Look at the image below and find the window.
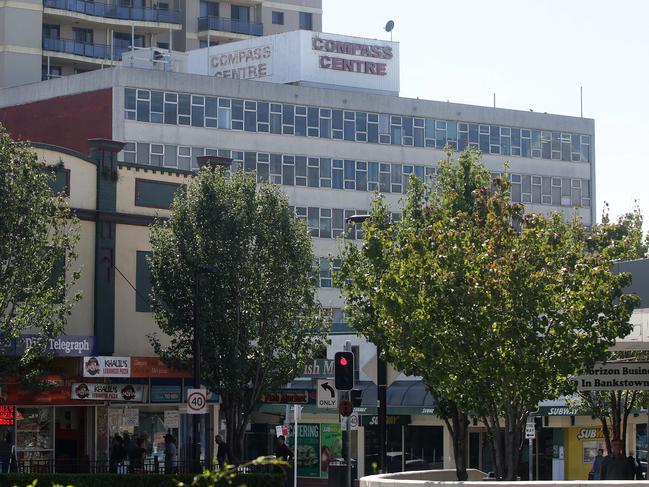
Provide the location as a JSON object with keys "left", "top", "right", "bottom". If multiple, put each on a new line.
{"left": 136, "top": 251, "right": 152, "bottom": 312}
{"left": 73, "top": 27, "right": 93, "bottom": 44}
{"left": 48, "top": 167, "right": 70, "bottom": 196}
{"left": 272, "top": 11, "right": 284, "bottom": 24}
{"left": 157, "top": 42, "right": 169, "bottom": 49}
{"left": 43, "top": 24, "right": 60, "bottom": 39}
{"left": 200, "top": 1, "right": 218, "bottom": 17}
{"left": 299, "top": 11, "right": 312, "bottom": 30}
{"left": 231, "top": 4, "right": 250, "bottom": 22}
{"left": 135, "top": 179, "right": 184, "bottom": 209}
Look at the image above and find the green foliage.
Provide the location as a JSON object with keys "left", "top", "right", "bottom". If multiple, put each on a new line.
{"left": 0, "top": 124, "right": 80, "bottom": 383}
{"left": 338, "top": 148, "right": 639, "bottom": 479}
{"left": 148, "top": 167, "right": 328, "bottom": 458}
{"left": 0, "top": 472, "right": 282, "bottom": 487}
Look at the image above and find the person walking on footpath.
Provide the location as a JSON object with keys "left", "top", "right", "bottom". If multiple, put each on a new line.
{"left": 274, "top": 435, "right": 294, "bottom": 487}
{"left": 590, "top": 448, "right": 604, "bottom": 480}
{"left": 164, "top": 434, "right": 177, "bottom": 474}
{"left": 214, "top": 435, "right": 230, "bottom": 470}
{"left": 0, "top": 433, "right": 12, "bottom": 473}
{"left": 109, "top": 434, "right": 126, "bottom": 473}
{"left": 601, "top": 440, "right": 636, "bottom": 480}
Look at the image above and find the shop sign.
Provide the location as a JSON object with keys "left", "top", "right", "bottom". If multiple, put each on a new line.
{"left": 209, "top": 45, "right": 272, "bottom": 80}
{"left": 131, "top": 357, "right": 190, "bottom": 379}
{"left": 262, "top": 390, "right": 309, "bottom": 404}
{"left": 301, "top": 359, "right": 334, "bottom": 378}
{"left": 83, "top": 356, "right": 130, "bottom": 378}
{"left": 151, "top": 384, "right": 182, "bottom": 403}
{"left": 71, "top": 382, "right": 146, "bottom": 402}
{"left": 0, "top": 406, "right": 14, "bottom": 425}
{"left": 5, "top": 378, "right": 79, "bottom": 405}
{"left": 538, "top": 406, "right": 577, "bottom": 416}
{"left": 575, "top": 362, "right": 649, "bottom": 390}
{"left": 3, "top": 335, "right": 95, "bottom": 357}
{"left": 288, "top": 423, "right": 320, "bottom": 478}
{"left": 312, "top": 37, "right": 393, "bottom": 76}
{"left": 360, "top": 415, "right": 411, "bottom": 427}
{"left": 576, "top": 428, "right": 603, "bottom": 440}
{"left": 164, "top": 410, "right": 180, "bottom": 429}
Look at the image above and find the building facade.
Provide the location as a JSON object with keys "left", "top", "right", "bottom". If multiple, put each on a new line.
{"left": 0, "top": 0, "right": 321, "bottom": 89}
{"left": 0, "top": 29, "right": 629, "bottom": 482}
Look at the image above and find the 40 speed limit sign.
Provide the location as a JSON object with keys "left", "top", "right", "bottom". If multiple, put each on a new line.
{"left": 187, "top": 388, "right": 208, "bottom": 414}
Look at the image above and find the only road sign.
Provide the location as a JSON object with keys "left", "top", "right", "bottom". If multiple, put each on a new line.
{"left": 317, "top": 379, "right": 337, "bottom": 409}
{"left": 187, "top": 388, "right": 208, "bottom": 414}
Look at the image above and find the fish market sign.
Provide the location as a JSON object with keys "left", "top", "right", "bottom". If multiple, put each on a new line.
{"left": 575, "top": 362, "right": 649, "bottom": 390}
{"left": 301, "top": 359, "right": 334, "bottom": 378}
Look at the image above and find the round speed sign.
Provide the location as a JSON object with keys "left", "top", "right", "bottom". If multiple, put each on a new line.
{"left": 187, "top": 388, "right": 207, "bottom": 414}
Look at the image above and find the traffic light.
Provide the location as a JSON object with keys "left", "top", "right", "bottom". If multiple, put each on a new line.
{"left": 351, "top": 389, "right": 362, "bottom": 407}
{"left": 334, "top": 351, "right": 354, "bottom": 390}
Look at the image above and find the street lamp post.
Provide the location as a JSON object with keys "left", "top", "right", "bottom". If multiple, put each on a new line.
{"left": 345, "top": 214, "right": 387, "bottom": 474}
{"left": 193, "top": 265, "right": 217, "bottom": 473}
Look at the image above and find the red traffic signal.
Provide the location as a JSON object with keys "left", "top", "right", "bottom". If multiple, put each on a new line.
{"left": 334, "top": 351, "right": 354, "bottom": 391}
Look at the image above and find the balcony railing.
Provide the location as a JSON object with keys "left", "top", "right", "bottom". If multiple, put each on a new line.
{"left": 197, "top": 16, "right": 262, "bottom": 36}
{"left": 43, "top": 37, "right": 133, "bottom": 60}
{"left": 43, "top": 0, "right": 181, "bottom": 24}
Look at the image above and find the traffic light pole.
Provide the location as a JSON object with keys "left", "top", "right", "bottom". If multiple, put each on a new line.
{"left": 345, "top": 341, "right": 352, "bottom": 487}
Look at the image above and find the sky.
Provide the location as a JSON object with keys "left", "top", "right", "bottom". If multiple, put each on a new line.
{"left": 322, "top": 0, "right": 649, "bottom": 224}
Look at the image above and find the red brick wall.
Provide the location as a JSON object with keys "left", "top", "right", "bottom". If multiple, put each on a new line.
{"left": 0, "top": 88, "right": 112, "bottom": 154}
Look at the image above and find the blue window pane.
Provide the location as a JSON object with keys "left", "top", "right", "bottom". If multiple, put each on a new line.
{"left": 258, "top": 102, "right": 269, "bottom": 122}
{"left": 283, "top": 104, "right": 294, "bottom": 125}
{"left": 391, "top": 126, "right": 402, "bottom": 145}
{"left": 368, "top": 162, "right": 379, "bottom": 181}
{"left": 296, "top": 116, "right": 307, "bottom": 136}
{"left": 231, "top": 99, "right": 243, "bottom": 122}
{"left": 402, "top": 117, "right": 413, "bottom": 137}
{"left": 469, "top": 124, "right": 478, "bottom": 144}
{"left": 356, "top": 170, "right": 367, "bottom": 191}
{"left": 244, "top": 109, "right": 256, "bottom": 132}
{"left": 308, "top": 107, "right": 319, "bottom": 127}
{"left": 447, "top": 122, "right": 457, "bottom": 141}
{"left": 270, "top": 113, "right": 281, "bottom": 133}
{"left": 356, "top": 112, "right": 367, "bottom": 133}
{"left": 344, "top": 121, "right": 355, "bottom": 141}
{"left": 333, "top": 169, "right": 343, "bottom": 189}
{"left": 320, "top": 158, "right": 331, "bottom": 178}
{"left": 320, "top": 118, "right": 331, "bottom": 138}
{"left": 344, "top": 160, "right": 355, "bottom": 180}
{"left": 191, "top": 105, "right": 204, "bottom": 127}
{"left": 332, "top": 110, "right": 343, "bottom": 130}
{"left": 368, "top": 123, "right": 378, "bottom": 143}
{"left": 479, "top": 134, "right": 489, "bottom": 153}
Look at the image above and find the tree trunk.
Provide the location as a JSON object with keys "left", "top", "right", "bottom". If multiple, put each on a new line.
{"left": 442, "top": 402, "right": 470, "bottom": 480}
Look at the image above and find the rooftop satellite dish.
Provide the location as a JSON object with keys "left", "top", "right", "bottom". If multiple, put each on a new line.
{"left": 385, "top": 20, "right": 394, "bottom": 32}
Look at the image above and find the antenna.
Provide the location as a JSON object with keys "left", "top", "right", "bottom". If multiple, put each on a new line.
{"left": 385, "top": 20, "right": 394, "bottom": 42}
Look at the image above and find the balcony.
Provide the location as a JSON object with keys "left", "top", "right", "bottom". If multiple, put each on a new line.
{"left": 197, "top": 16, "right": 262, "bottom": 36}
{"left": 43, "top": 0, "right": 181, "bottom": 24}
{"left": 43, "top": 37, "right": 132, "bottom": 61}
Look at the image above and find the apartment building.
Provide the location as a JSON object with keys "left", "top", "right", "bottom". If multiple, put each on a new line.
{"left": 0, "top": 0, "right": 321, "bottom": 88}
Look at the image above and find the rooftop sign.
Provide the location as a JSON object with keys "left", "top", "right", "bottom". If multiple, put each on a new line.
{"left": 574, "top": 362, "right": 649, "bottom": 390}
{"left": 187, "top": 31, "right": 399, "bottom": 95}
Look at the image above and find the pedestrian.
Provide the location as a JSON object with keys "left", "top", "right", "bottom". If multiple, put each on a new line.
{"left": 109, "top": 434, "right": 126, "bottom": 473}
{"left": 274, "top": 435, "right": 294, "bottom": 487}
{"left": 164, "top": 434, "right": 177, "bottom": 474}
{"left": 0, "top": 432, "right": 12, "bottom": 473}
{"left": 590, "top": 448, "right": 604, "bottom": 480}
{"left": 129, "top": 437, "right": 147, "bottom": 473}
{"left": 214, "top": 435, "right": 230, "bottom": 470}
{"left": 601, "top": 440, "right": 636, "bottom": 480}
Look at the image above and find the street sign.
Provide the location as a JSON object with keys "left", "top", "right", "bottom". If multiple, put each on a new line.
{"left": 574, "top": 362, "right": 649, "bottom": 390}
{"left": 187, "top": 388, "right": 208, "bottom": 414}
{"left": 348, "top": 411, "right": 359, "bottom": 430}
{"left": 339, "top": 399, "right": 353, "bottom": 417}
{"left": 317, "top": 379, "right": 337, "bottom": 409}
{"left": 361, "top": 354, "right": 401, "bottom": 387}
{"left": 525, "top": 422, "right": 535, "bottom": 439}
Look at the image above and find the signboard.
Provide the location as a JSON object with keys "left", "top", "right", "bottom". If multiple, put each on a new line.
{"left": 525, "top": 422, "right": 535, "bottom": 439}
{"left": 3, "top": 335, "right": 95, "bottom": 356}
{"left": 131, "top": 357, "right": 190, "bottom": 378}
{"left": 319, "top": 423, "right": 341, "bottom": 479}
{"left": 575, "top": 362, "right": 649, "bottom": 390}
{"left": 302, "top": 359, "right": 334, "bottom": 378}
{"left": 186, "top": 388, "right": 207, "bottom": 414}
{"left": 164, "top": 410, "right": 180, "bottom": 429}
{"left": 186, "top": 31, "right": 399, "bottom": 95}
{"left": 275, "top": 424, "right": 289, "bottom": 437}
{"left": 123, "top": 408, "right": 139, "bottom": 427}
{"left": 262, "top": 389, "right": 309, "bottom": 404}
{"left": 316, "top": 380, "right": 337, "bottom": 409}
{"left": 71, "top": 382, "right": 146, "bottom": 402}
{"left": 83, "top": 356, "right": 130, "bottom": 378}
{"left": 0, "top": 406, "right": 14, "bottom": 425}
{"left": 360, "top": 415, "right": 411, "bottom": 427}
{"left": 348, "top": 411, "right": 359, "bottom": 431}
{"left": 292, "top": 423, "right": 320, "bottom": 478}
{"left": 151, "top": 384, "right": 182, "bottom": 403}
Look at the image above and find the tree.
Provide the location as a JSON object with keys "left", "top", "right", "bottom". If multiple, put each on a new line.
{"left": 0, "top": 125, "right": 80, "bottom": 384}
{"left": 148, "top": 167, "right": 328, "bottom": 461}
{"left": 575, "top": 206, "right": 648, "bottom": 455}
{"left": 338, "top": 149, "right": 638, "bottom": 479}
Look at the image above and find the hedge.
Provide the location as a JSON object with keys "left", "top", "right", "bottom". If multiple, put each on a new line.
{"left": 0, "top": 473, "right": 284, "bottom": 487}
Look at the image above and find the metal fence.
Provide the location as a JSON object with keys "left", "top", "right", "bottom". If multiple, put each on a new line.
{"left": 43, "top": 0, "right": 181, "bottom": 23}
{"left": 42, "top": 38, "right": 132, "bottom": 60}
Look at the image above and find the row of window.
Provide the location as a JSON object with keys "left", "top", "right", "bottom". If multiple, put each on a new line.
{"left": 120, "top": 143, "right": 591, "bottom": 208}
{"left": 124, "top": 88, "right": 592, "bottom": 163}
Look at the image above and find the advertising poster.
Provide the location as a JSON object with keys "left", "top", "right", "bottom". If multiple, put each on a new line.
{"left": 319, "top": 423, "right": 342, "bottom": 479}
{"left": 71, "top": 382, "right": 145, "bottom": 402}
{"left": 289, "top": 424, "right": 320, "bottom": 478}
{"left": 83, "top": 356, "right": 130, "bottom": 377}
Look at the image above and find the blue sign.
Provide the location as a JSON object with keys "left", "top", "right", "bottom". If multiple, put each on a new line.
{"left": 5, "top": 335, "right": 95, "bottom": 357}
{"left": 184, "top": 386, "right": 219, "bottom": 403}
{"left": 151, "top": 384, "right": 182, "bottom": 403}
